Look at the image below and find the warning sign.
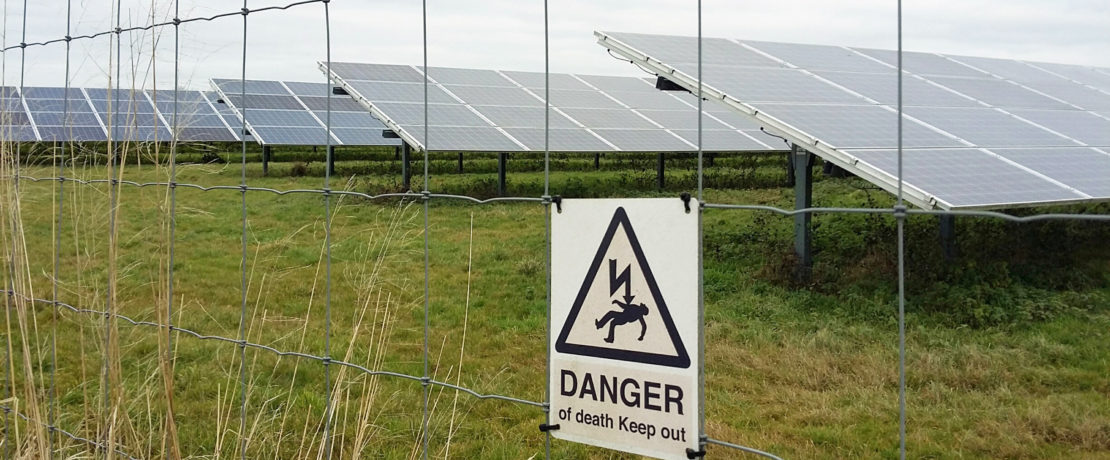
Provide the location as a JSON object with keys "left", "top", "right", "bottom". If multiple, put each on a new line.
{"left": 550, "top": 199, "right": 700, "bottom": 460}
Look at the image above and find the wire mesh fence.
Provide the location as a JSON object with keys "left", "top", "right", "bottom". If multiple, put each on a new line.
{"left": 1, "top": 1, "right": 1107, "bottom": 459}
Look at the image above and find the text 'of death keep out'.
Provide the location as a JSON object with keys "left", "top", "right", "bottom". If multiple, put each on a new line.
{"left": 551, "top": 198, "right": 701, "bottom": 459}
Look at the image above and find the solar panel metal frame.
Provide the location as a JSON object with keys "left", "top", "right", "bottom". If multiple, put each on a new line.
{"left": 597, "top": 31, "right": 1110, "bottom": 210}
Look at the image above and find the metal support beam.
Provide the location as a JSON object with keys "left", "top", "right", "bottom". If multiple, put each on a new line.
{"left": 401, "top": 143, "right": 411, "bottom": 191}
{"left": 594, "top": 153, "right": 600, "bottom": 170}
{"left": 326, "top": 145, "right": 336, "bottom": 176}
{"left": 706, "top": 152, "right": 715, "bottom": 168}
{"left": 498, "top": 152, "right": 508, "bottom": 196}
{"left": 262, "top": 145, "right": 271, "bottom": 176}
{"left": 457, "top": 152, "right": 464, "bottom": 173}
{"left": 786, "top": 150, "right": 796, "bottom": 187}
{"left": 939, "top": 214, "right": 957, "bottom": 260}
{"left": 657, "top": 152, "right": 665, "bottom": 190}
{"left": 793, "top": 144, "right": 813, "bottom": 273}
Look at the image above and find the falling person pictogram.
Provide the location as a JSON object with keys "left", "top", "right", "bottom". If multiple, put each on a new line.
{"left": 595, "top": 259, "right": 649, "bottom": 343}
{"left": 595, "top": 299, "right": 649, "bottom": 343}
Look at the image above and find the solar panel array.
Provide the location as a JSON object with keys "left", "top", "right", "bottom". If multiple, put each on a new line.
{"left": 597, "top": 31, "right": 1110, "bottom": 210}
{"left": 325, "top": 62, "right": 781, "bottom": 152}
{"left": 210, "top": 79, "right": 400, "bottom": 147}
{"left": 0, "top": 86, "right": 240, "bottom": 142}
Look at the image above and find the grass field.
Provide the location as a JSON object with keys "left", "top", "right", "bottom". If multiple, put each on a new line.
{"left": 2, "top": 149, "right": 1108, "bottom": 459}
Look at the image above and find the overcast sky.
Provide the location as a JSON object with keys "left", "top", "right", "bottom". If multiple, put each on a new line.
{"left": 2, "top": 0, "right": 1108, "bottom": 91}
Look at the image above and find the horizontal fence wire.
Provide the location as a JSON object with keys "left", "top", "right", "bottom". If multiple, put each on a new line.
{"left": 7, "top": 174, "right": 1110, "bottom": 221}
{"left": 1, "top": 289, "right": 545, "bottom": 409}
{"left": 0, "top": 404, "right": 139, "bottom": 460}
{"left": 0, "top": 0, "right": 325, "bottom": 53}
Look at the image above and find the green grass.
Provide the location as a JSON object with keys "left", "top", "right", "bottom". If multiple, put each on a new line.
{"left": 3, "top": 152, "right": 1108, "bottom": 459}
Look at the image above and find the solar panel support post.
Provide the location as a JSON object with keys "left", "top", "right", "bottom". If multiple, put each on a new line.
{"left": 657, "top": 152, "right": 666, "bottom": 190}
{"left": 594, "top": 153, "right": 600, "bottom": 170}
{"left": 498, "top": 152, "right": 508, "bottom": 196}
{"left": 327, "top": 145, "right": 336, "bottom": 176}
{"left": 457, "top": 152, "right": 464, "bottom": 173}
{"left": 939, "top": 214, "right": 957, "bottom": 261}
{"left": 262, "top": 145, "right": 271, "bottom": 176}
{"left": 706, "top": 152, "right": 715, "bottom": 168}
{"left": 792, "top": 144, "right": 813, "bottom": 274}
{"left": 401, "top": 143, "right": 411, "bottom": 190}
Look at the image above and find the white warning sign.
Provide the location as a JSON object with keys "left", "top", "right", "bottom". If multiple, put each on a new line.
{"left": 550, "top": 198, "right": 700, "bottom": 459}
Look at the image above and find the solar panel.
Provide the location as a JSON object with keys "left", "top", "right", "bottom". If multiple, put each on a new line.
{"left": 671, "top": 130, "right": 771, "bottom": 151}
{"left": 925, "top": 76, "right": 1072, "bottom": 109}
{"left": 1006, "top": 109, "right": 1110, "bottom": 146}
{"left": 211, "top": 79, "right": 399, "bottom": 147}
{"left": 178, "top": 127, "right": 238, "bottom": 142}
{"left": 558, "top": 108, "right": 657, "bottom": 129}
{"left": 755, "top": 103, "right": 962, "bottom": 149}
{"left": 850, "top": 48, "right": 988, "bottom": 78}
{"left": 598, "top": 31, "right": 1110, "bottom": 209}
{"left": 811, "top": 70, "right": 980, "bottom": 107}
{"left": 742, "top": 40, "right": 892, "bottom": 73}
{"left": 328, "top": 62, "right": 786, "bottom": 153}
{"left": 501, "top": 128, "right": 613, "bottom": 152}
{"left": 500, "top": 71, "right": 593, "bottom": 91}
{"left": 591, "top": 129, "right": 693, "bottom": 151}
{"left": 848, "top": 148, "right": 1083, "bottom": 208}
{"left": 328, "top": 62, "right": 425, "bottom": 83}
{"left": 401, "top": 125, "right": 522, "bottom": 151}
{"left": 989, "top": 148, "right": 1110, "bottom": 197}
{"left": 904, "top": 106, "right": 1074, "bottom": 147}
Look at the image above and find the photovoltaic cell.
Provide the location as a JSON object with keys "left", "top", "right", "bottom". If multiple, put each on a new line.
{"left": 443, "top": 85, "right": 541, "bottom": 107}
{"left": 251, "top": 126, "right": 334, "bottom": 145}
{"left": 501, "top": 128, "right": 613, "bottom": 152}
{"left": 401, "top": 125, "right": 521, "bottom": 151}
{"left": 330, "top": 128, "right": 388, "bottom": 145}
{"left": 603, "top": 90, "right": 692, "bottom": 110}
{"left": 812, "top": 70, "right": 980, "bottom": 107}
{"left": 635, "top": 110, "right": 734, "bottom": 130}
{"left": 500, "top": 71, "right": 593, "bottom": 90}
{"left": 742, "top": 40, "right": 892, "bottom": 73}
{"left": 591, "top": 129, "right": 692, "bottom": 151}
{"left": 671, "top": 129, "right": 770, "bottom": 151}
{"left": 178, "top": 127, "right": 237, "bottom": 142}
{"left": 311, "top": 111, "right": 387, "bottom": 128}
{"left": 575, "top": 74, "right": 656, "bottom": 93}
{"left": 423, "top": 67, "right": 514, "bottom": 87}
{"left": 545, "top": 89, "right": 623, "bottom": 109}
{"left": 213, "top": 79, "right": 289, "bottom": 95}
{"left": 850, "top": 48, "right": 987, "bottom": 78}
{"left": 990, "top": 148, "right": 1110, "bottom": 197}
{"left": 241, "top": 109, "right": 320, "bottom": 127}
{"left": 298, "top": 96, "right": 366, "bottom": 112}
{"left": 1030, "top": 63, "right": 1110, "bottom": 93}
{"left": 848, "top": 148, "right": 1082, "bottom": 208}
{"left": 926, "top": 76, "right": 1072, "bottom": 109}
{"left": 328, "top": 62, "right": 424, "bottom": 83}
{"left": 905, "top": 106, "right": 1075, "bottom": 147}
{"left": 754, "top": 103, "right": 963, "bottom": 149}
{"left": 1015, "top": 81, "right": 1110, "bottom": 110}
{"left": 345, "top": 80, "right": 456, "bottom": 104}
{"left": 1006, "top": 109, "right": 1110, "bottom": 147}
{"left": 372, "top": 102, "right": 489, "bottom": 126}
{"left": 604, "top": 31, "right": 778, "bottom": 67}
{"left": 470, "top": 105, "right": 579, "bottom": 129}
{"left": 559, "top": 108, "right": 657, "bottom": 129}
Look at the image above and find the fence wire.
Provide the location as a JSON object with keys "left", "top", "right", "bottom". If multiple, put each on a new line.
{"left": 0, "top": 0, "right": 1106, "bottom": 459}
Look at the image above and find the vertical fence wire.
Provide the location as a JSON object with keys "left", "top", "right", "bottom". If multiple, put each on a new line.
{"left": 896, "top": 0, "right": 908, "bottom": 458}
{"left": 542, "top": 0, "right": 552, "bottom": 457}
{"left": 166, "top": 0, "right": 181, "bottom": 457}
{"left": 49, "top": 0, "right": 75, "bottom": 455}
{"left": 237, "top": 2, "right": 250, "bottom": 458}
{"left": 695, "top": 1, "right": 708, "bottom": 456}
{"left": 321, "top": 2, "right": 335, "bottom": 458}
{"left": 101, "top": 0, "right": 123, "bottom": 450}
{"left": 420, "top": 0, "right": 431, "bottom": 458}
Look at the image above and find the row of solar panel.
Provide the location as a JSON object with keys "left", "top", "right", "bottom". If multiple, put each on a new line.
{"left": 0, "top": 86, "right": 243, "bottom": 142}
{"left": 327, "top": 63, "right": 784, "bottom": 152}
{"left": 210, "top": 79, "right": 400, "bottom": 147}
{"left": 597, "top": 31, "right": 1110, "bottom": 210}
